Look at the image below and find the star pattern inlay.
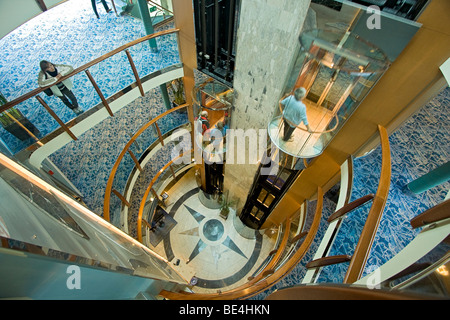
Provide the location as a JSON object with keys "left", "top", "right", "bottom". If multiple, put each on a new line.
{"left": 181, "top": 205, "right": 247, "bottom": 264}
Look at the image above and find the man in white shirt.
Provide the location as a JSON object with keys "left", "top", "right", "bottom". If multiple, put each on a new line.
{"left": 281, "top": 87, "right": 311, "bottom": 141}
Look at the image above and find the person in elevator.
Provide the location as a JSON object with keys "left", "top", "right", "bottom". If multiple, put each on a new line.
{"left": 209, "top": 121, "right": 228, "bottom": 148}
{"left": 38, "top": 61, "right": 84, "bottom": 115}
{"left": 281, "top": 87, "right": 311, "bottom": 141}
{"left": 91, "top": 0, "right": 112, "bottom": 19}
{"left": 198, "top": 110, "right": 210, "bottom": 135}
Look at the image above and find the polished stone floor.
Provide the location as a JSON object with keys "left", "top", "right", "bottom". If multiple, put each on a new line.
{"left": 148, "top": 168, "right": 278, "bottom": 293}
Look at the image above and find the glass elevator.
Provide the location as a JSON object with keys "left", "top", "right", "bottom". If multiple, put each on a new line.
{"left": 241, "top": 29, "right": 390, "bottom": 229}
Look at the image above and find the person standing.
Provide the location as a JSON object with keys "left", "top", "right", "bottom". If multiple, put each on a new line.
{"left": 91, "top": 0, "right": 112, "bottom": 19}
{"left": 38, "top": 60, "right": 83, "bottom": 115}
{"left": 209, "top": 120, "right": 228, "bottom": 148}
{"left": 281, "top": 87, "right": 311, "bottom": 141}
{"left": 198, "top": 110, "right": 210, "bottom": 135}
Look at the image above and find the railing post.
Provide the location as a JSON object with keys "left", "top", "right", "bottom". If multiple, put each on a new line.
{"left": 128, "top": 149, "right": 143, "bottom": 172}
{"left": 169, "top": 164, "right": 176, "bottom": 179}
{"left": 154, "top": 122, "right": 165, "bottom": 146}
{"left": 35, "top": 96, "right": 78, "bottom": 141}
{"left": 150, "top": 188, "right": 159, "bottom": 200}
{"left": 112, "top": 188, "right": 130, "bottom": 207}
{"left": 125, "top": 50, "right": 145, "bottom": 97}
{"left": 110, "top": 0, "right": 118, "bottom": 16}
{"left": 84, "top": 70, "right": 114, "bottom": 116}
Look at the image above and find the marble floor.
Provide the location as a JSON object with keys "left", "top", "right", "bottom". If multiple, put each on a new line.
{"left": 148, "top": 168, "right": 279, "bottom": 293}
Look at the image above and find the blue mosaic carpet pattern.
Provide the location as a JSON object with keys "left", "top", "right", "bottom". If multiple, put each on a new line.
{"left": 0, "top": 0, "right": 179, "bottom": 154}
{"left": 0, "top": 0, "right": 186, "bottom": 220}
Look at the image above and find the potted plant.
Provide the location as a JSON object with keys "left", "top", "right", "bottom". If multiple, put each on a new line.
{"left": 0, "top": 93, "right": 40, "bottom": 141}
{"left": 167, "top": 78, "right": 186, "bottom": 107}
{"left": 219, "top": 190, "right": 235, "bottom": 220}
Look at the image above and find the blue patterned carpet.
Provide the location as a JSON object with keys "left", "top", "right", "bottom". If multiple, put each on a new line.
{"left": 0, "top": 0, "right": 179, "bottom": 154}
{"left": 0, "top": 0, "right": 186, "bottom": 220}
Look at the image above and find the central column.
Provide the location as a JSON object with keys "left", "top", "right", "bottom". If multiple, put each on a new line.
{"left": 224, "top": 0, "right": 312, "bottom": 211}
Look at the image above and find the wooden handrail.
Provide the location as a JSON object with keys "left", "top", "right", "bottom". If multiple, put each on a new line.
{"left": 327, "top": 194, "right": 375, "bottom": 223}
{"left": 306, "top": 255, "right": 352, "bottom": 269}
{"left": 344, "top": 125, "right": 391, "bottom": 284}
{"left": 0, "top": 28, "right": 180, "bottom": 113}
{"left": 410, "top": 198, "right": 450, "bottom": 229}
{"left": 261, "top": 217, "right": 292, "bottom": 273}
{"left": 159, "top": 187, "right": 324, "bottom": 300}
{"left": 137, "top": 149, "right": 193, "bottom": 242}
{"left": 103, "top": 103, "right": 190, "bottom": 222}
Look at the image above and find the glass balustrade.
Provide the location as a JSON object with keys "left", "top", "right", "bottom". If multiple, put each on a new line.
{"left": 0, "top": 152, "right": 187, "bottom": 286}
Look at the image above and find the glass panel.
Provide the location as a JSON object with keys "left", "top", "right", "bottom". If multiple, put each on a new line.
{"left": 0, "top": 162, "right": 88, "bottom": 239}
{"left": 0, "top": 156, "right": 186, "bottom": 284}
{"left": 156, "top": 110, "right": 189, "bottom": 137}
{"left": 0, "top": 99, "right": 45, "bottom": 154}
{"left": 109, "top": 150, "right": 134, "bottom": 225}
{"left": 192, "top": 78, "right": 234, "bottom": 157}
{"left": 257, "top": 189, "right": 268, "bottom": 203}
{"left": 266, "top": 193, "right": 275, "bottom": 207}
{"left": 87, "top": 55, "right": 135, "bottom": 103}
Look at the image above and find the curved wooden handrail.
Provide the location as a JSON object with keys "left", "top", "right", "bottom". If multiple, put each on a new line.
{"left": 344, "top": 125, "right": 391, "bottom": 283}
{"left": 261, "top": 217, "right": 292, "bottom": 272}
{"left": 159, "top": 187, "right": 324, "bottom": 300}
{"left": 410, "top": 198, "right": 450, "bottom": 229}
{"left": 0, "top": 28, "right": 180, "bottom": 113}
{"left": 137, "top": 149, "right": 194, "bottom": 242}
{"left": 103, "top": 102, "right": 190, "bottom": 221}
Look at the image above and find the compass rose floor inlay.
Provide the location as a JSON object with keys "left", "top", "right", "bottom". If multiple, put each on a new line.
{"left": 147, "top": 170, "right": 278, "bottom": 293}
